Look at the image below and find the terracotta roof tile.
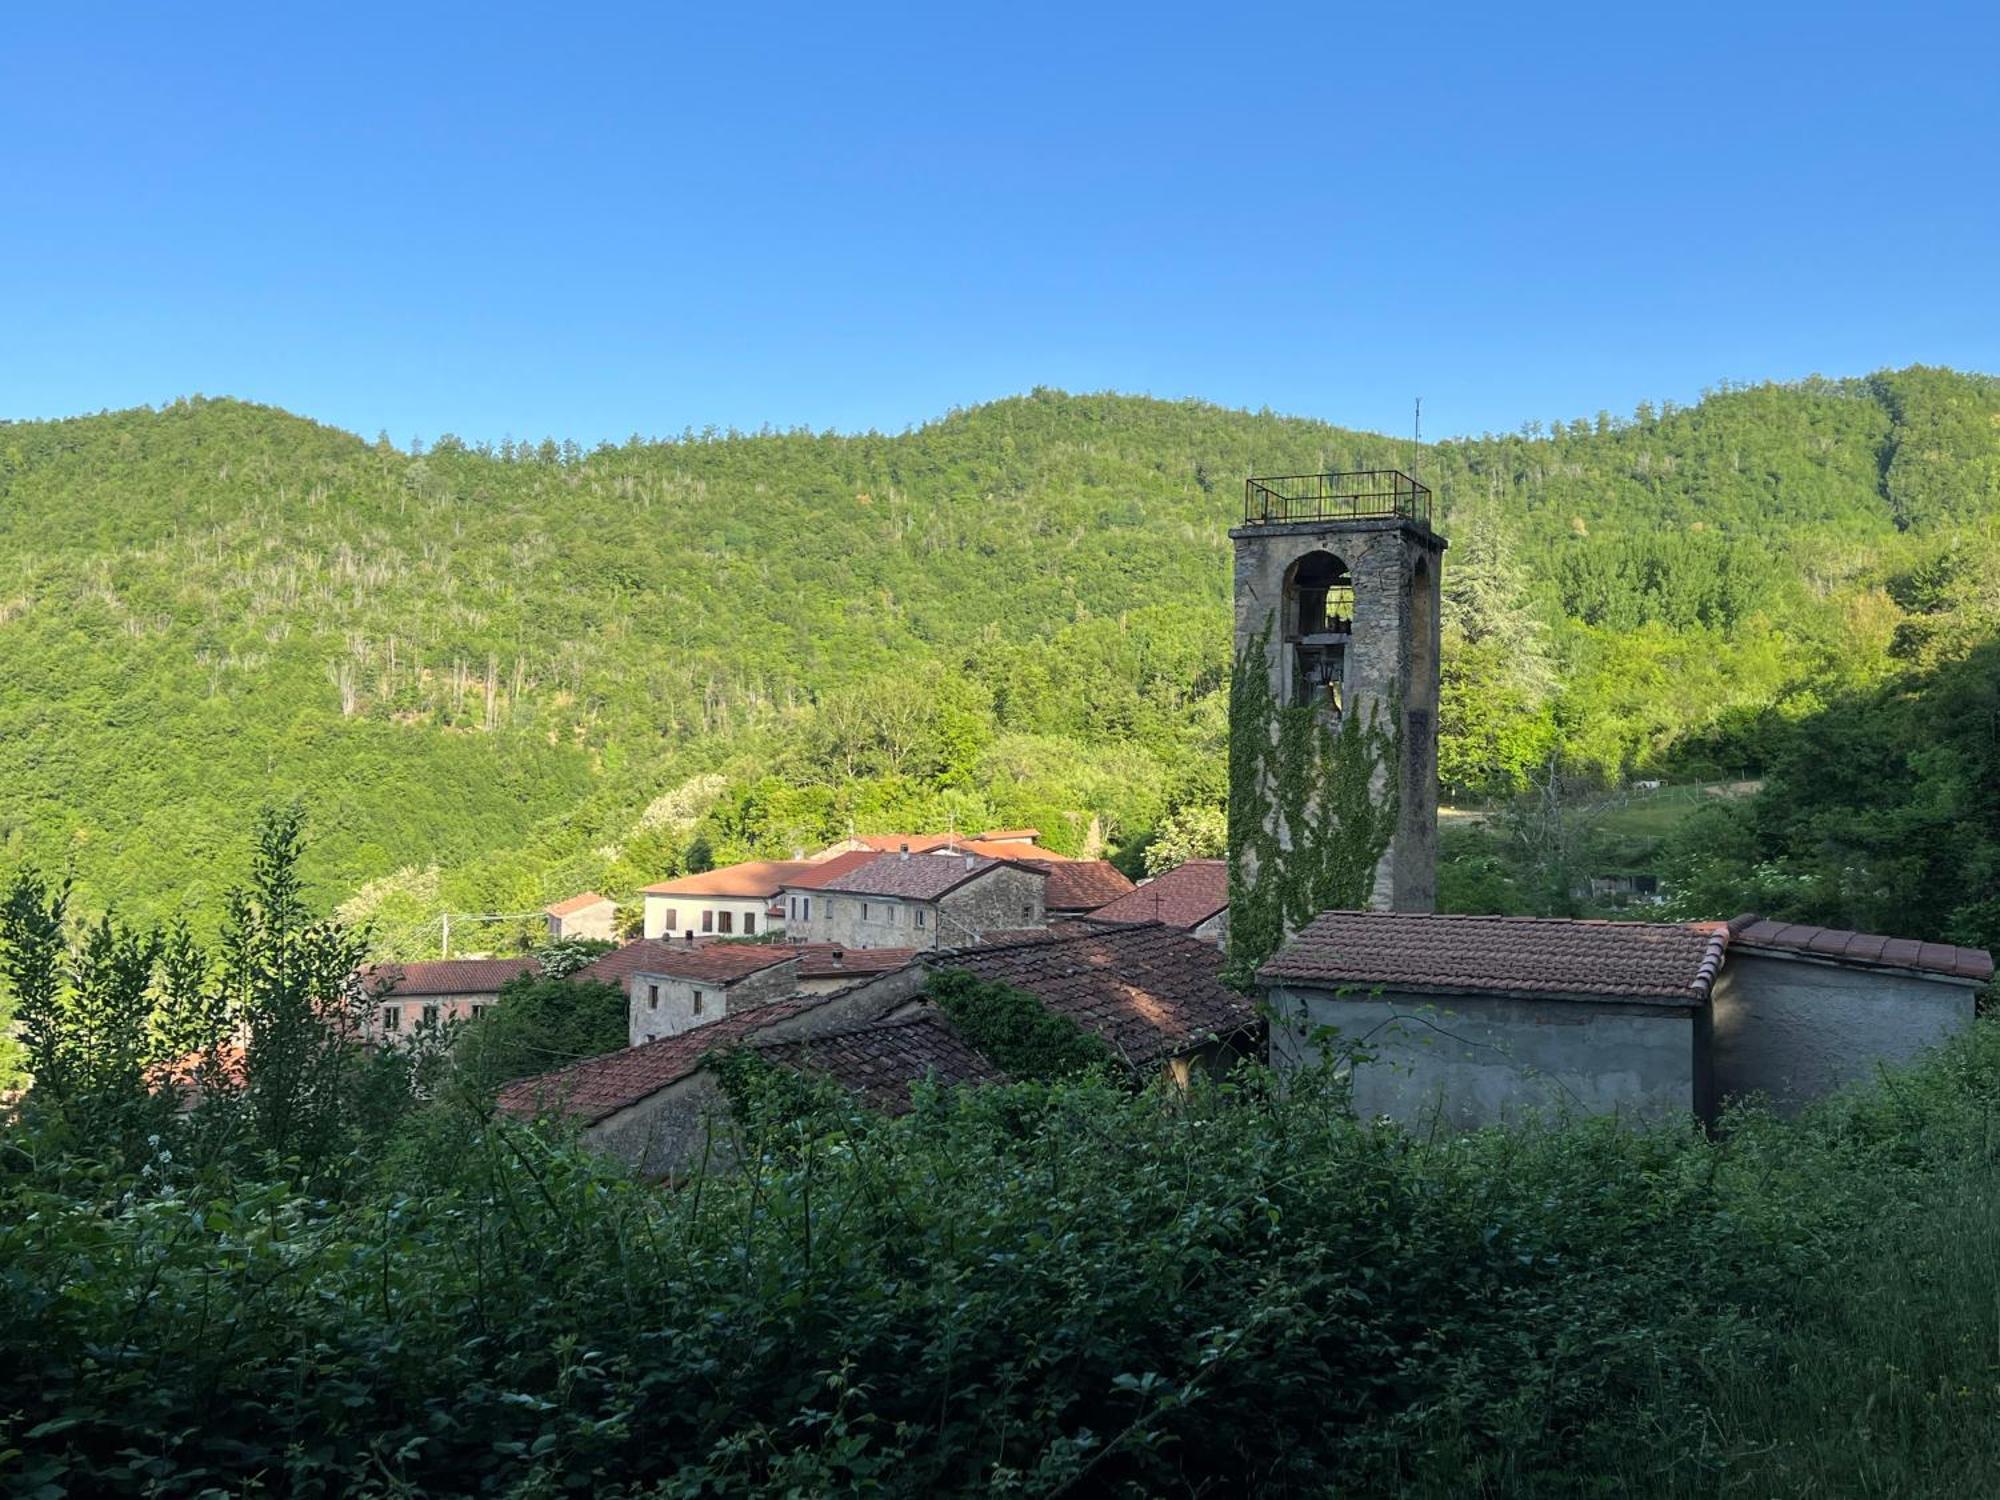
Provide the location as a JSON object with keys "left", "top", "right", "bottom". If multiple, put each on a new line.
{"left": 544, "top": 891, "right": 612, "bottom": 918}
{"left": 497, "top": 995, "right": 826, "bottom": 1123}
{"left": 1728, "top": 915, "right": 1993, "bottom": 982}
{"left": 934, "top": 922, "right": 1257, "bottom": 1070}
{"left": 1259, "top": 912, "right": 1726, "bottom": 1004}
{"left": 644, "top": 860, "right": 823, "bottom": 898}
{"left": 789, "top": 944, "right": 921, "bottom": 980}
{"left": 1087, "top": 859, "right": 1228, "bottom": 930}
{"left": 362, "top": 956, "right": 540, "bottom": 997}
{"left": 780, "top": 850, "right": 883, "bottom": 890}
{"left": 753, "top": 1010, "right": 1006, "bottom": 1113}
{"left": 572, "top": 939, "right": 797, "bottom": 993}
{"left": 809, "top": 851, "right": 1040, "bottom": 902}
{"left": 1033, "top": 859, "right": 1137, "bottom": 913}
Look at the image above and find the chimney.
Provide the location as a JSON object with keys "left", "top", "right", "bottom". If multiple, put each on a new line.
{"left": 683, "top": 929, "right": 694, "bottom": 946}
{"left": 900, "top": 841, "right": 910, "bottom": 860}
{"left": 963, "top": 852, "right": 975, "bottom": 870}
{"left": 830, "top": 947, "right": 844, "bottom": 964}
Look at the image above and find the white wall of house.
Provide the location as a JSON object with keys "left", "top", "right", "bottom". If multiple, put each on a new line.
{"left": 642, "top": 893, "right": 778, "bottom": 941}
{"left": 629, "top": 972, "right": 728, "bottom": 1043}
{"left": 548, "top": 900, "right": 617, "bottom": 941}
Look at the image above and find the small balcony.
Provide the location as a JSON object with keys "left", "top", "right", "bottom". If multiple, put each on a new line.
{"left": 1244, "top": 469, "right": 1431, "bottom": 528}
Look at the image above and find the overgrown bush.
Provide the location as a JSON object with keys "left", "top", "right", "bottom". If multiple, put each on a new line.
{"left": 4, "top": 1017, "right": 2000, "bottom": 1495}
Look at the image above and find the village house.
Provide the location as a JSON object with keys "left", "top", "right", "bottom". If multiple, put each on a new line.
{"left": 788, "top": 943, "right": 922, "bottom": 994}
{"left": 579, "top": 938, "right": 802, "bottom": 1046}
{"left": 362, "top": 955, "right": 539, "bottom": 1039}
{"left": 1260, "top": 910, "right": 1992, "bottom": 1128}
{"left": 781, "top": 848, "right": 1047, "bottom": 950}
{"left": 544, "top": 891, "right": 617, "bottom": 941}
{"left": 814, "top": 828, "right": 1072, "bottom": 862}
{"left": 641, "top": 859, "right": 818, "bottom": 940}
{"left": 1087, "top": 858, "right": 1229, "bottom": 943}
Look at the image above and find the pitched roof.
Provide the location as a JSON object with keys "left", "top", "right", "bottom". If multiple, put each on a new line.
{"left": 497, "top": 995, "right": 826, "bottom": 1124}
{"left": 827, "top": 833, "right": 1074, "bottom": 861}
{"left": 545, "top": 891, "right": 612, "bottom": 917}
{"left": 808, "top": 850, "right": 1040, "bottom": 902}
{"left": 1035, "top": 859, "right": 1137, "bottom": 913}
{"left": 753, "top": 1010, "right": 1006, "bottom": 1113}
{"left": 362, "top": 956, "right": 540, "bottom": 997}
{"left": 572, "top": 939, "right": 797, "bottom": 992}
{"left": 934, "top": 922, "right": 1258, "bottom": 1070}
{"left": 643, "top": 859, "right": 821, "bottom": 898}
{"left": 1088, "top": 859, "right": 1228, "bottom": 929}
{"left": 1259, "top": 912, "right": 1727, "bottom": 1005}
{"left": 789, "top": 944, "right": 921, "bottom": 980}
{"left": 1726, "top": 914, "right": 1993, "bottom": 983}
{"left": 779, "top": 849, "right": 882, "bottom": 890}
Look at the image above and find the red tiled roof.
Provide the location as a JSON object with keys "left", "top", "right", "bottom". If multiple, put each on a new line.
{"left": 1727, "top": 914, "right": 1993, "bottom": 983}
{"left": 497, "top": 995, "right": 828, "bottom": 1123}
{"left": 643, "top": 860, "right": 822, "bottom": 898}
{"left": 753, "top": 1010, "right": 1006, "bottom": 1113}
{"left": 1034, "top": 859, "right": 1136, "bottom": 913}
{"left": 828, "top": 833, "right": 1074, "bottom": 861}
{"left": 810, "top": 850, "right": 1041, "bottom": 902}
{"left": 789, "top": 944, "right": 921, "bottom": 980}
{"left": 545, "top": 891, "right": 612, "bottom": 917}
{"left": 1259, "top": 912, "right": 1727, "bottom": 1004}
{"left": 780, "top": 849, "right": 882, "bottom": 890}
{"left": 572, "top": 939, "right": 797, "bottom": 993}
{"left": 934, "top": 922, "right": 1258, "bottom": 1070}
{"left": 1088, "top": 859, "right": 1228, "bottom": 929}
{"left": 362, "top": 956, "right": 540, "bottom": 997}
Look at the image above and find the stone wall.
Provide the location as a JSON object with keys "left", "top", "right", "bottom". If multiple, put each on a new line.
{"left": 1710, "top": 952, "right": 1977, "bottom": 1114}
{"left": 626, "top": 957, "right": 800, "bottom": 1046}
{"left": 586, "top": 963, "right": 929, "bottom": 1175}
{"left": 938, "top": 864, "right": 1046, "bottom": 942}
{"left": 1267, "top": 983, "right": 1702, "bottom": 1129}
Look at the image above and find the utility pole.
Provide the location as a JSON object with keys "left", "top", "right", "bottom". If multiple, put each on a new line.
{"left": 441, "top": 911, "right": 450, "bottom": 959}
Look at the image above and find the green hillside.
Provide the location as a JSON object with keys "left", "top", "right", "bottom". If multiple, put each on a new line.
{"left": 2, "top": 369, "right": 1996, "bottom": 950}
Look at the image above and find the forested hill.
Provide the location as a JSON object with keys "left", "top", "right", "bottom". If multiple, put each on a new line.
{"left": 1, "top": 367, "right": 1996, "bottom": 950}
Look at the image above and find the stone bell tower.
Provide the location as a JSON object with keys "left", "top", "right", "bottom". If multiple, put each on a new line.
{"left": 1229, "top": 469, "right": 1445, "bottom": 916}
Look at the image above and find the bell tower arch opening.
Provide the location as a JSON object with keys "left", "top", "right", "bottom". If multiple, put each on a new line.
{"left": 1282, "top": 550, "right": 1353, "bottom": 717}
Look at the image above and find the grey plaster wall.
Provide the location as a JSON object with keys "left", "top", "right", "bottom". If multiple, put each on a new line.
{"left": 800, "top": 892, "right": 941, "bottom": 950}
{"left": 626, "top": 958, "right": 799, "bottom": 1046}
{"left": 1710, "top": 951, "right": 1977, "bottom": 1115}
{"left": 1229, "top": 516, "right": 1444, "bottom": 914}
{"left": 1267, "top": 984, "right": 1700, "bottom": 1130}
{"left": 939, "top": 864, "right": 1046, "bottom": 941}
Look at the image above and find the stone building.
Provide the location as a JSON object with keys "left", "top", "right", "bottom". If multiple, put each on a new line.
{"left": 544, "top": 891, "right": 617, "bottom": 942}
{"left": 1260, "top": 910, "right": 1991, "bottom": 1128}
{"left": 362, "top": 955, "right": 539, "bottom": 1040}
{"left": 1229, "top": 471, "right": 1445, "bottom": 919}
{"left": 618, "top": 941, "right": 802, "bottom": 1046}
{"left": 781, "top": 850, "right": 1046, "bottom": 950}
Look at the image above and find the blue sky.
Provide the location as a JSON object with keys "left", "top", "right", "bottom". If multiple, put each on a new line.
{"left": 3, "top": 2, "right": 1994, "bottom": 445}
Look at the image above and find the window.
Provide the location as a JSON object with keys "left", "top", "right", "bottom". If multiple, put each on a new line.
{"left": 860, "top": 902, "right": 870, "bottom": 921}
{"left": 1021, "top": 906, "right": 1033, "bottom": 922}
{"left": 662, "top": 907, "right": 678, "bottom": 932}
{"left": 471, "top": 1003, "right": 490, "bottom": 1020}
{"left": 381, "top": 1006, "right": 400, "bottom": 1032}
{"left": 915, "top": 908, "right": 927, "bottom": 929}
{"left": 744, "top": 912, "right": 756, "bottom": 935}
{"left": 692, "top": 989, "right": 705, "bottom": 1016}
{"left": 801, "top": 895, "right": 811, "bottom": 921}
{"left": 702, "top": 910, "right": 714, "bottom": 934}
{"left": 422, "top": 1003, "right": 440, "bottom": 1027}
{"left": 718, "top": 911, "right": 734, "bottom": 935}
{"left": 647, "top": 983, "right": 659, "bottom": 1010}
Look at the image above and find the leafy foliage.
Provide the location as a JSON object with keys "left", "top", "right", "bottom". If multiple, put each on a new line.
{"left": 453, "top": 969, "right": 628, "bottom": 1096}
{"left": 927, "top": 967, "right": 1114, "bottom": 1081}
